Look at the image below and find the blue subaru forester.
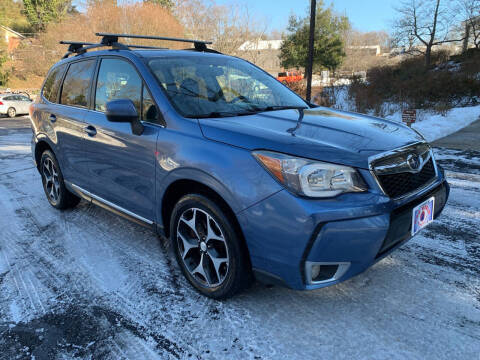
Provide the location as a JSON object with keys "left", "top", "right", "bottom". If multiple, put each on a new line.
{"left": 30, "top": 33, "right": 449, "bottom": 298}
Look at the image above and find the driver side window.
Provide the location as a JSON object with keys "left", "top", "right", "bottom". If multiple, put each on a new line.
{"left": 95, "top": 58, "right": 142, "bottom": 114}
{"left": 95, "top": 58, "right": 159, "bottom": 123}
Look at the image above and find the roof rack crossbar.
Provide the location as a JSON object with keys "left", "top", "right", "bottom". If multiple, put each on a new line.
{"left": 95, "top": 32, "right": 212, "bottom": 51}
{"left": 60, "top": 32, "right": 215, "bottom": 59}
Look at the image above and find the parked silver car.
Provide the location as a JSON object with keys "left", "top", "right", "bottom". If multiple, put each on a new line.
{"left": 0, "top": 93, "right": 32, "bottom": 117}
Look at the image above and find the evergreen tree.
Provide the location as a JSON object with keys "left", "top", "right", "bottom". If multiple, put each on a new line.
{"left": 0, "top": 0, "right": 31, "bottom": 33}
{"left": 280, "top": 1, "right": 349, "bottom": 72}
{"left": 22, "top": 0, "right": 72, "bottom": 31}
{"left": 144, "top": 0, "right": 173, "bottom": 8}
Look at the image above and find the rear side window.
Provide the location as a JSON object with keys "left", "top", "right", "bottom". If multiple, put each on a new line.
{"left": 61, "top": 60, "right": 96, "bottom": 107}
{"left": 42, "top": 65, "right": 65, "bottom": 103}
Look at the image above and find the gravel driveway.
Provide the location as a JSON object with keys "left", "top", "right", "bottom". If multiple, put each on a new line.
{"left": 0, "top": 116, "right": 479, "bottom": 359}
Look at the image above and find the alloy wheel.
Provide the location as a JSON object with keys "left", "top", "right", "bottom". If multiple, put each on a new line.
{"left": 176, "top": 207, "right": 229, "bottom": 287}
{"left": 42, "top": 158, "right": 60, "bottom": 202}
{"left": 7, "top": 108, "right": 16, "bottom": 118}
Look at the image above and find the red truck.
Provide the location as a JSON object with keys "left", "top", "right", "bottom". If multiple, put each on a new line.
{"left": 276, "top": 71, "right": 303, "bottom": 84}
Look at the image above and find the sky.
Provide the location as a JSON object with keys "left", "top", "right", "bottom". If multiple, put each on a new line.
{"left": 204, "top": 0, "right": 398, "bottom": 33}
{"left": 74, "top": 0, "right": 398, "bottom": 33}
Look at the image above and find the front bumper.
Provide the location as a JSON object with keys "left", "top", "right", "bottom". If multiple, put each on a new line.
{"left": 237, "top": 172, "right": 449, "bottom": 290}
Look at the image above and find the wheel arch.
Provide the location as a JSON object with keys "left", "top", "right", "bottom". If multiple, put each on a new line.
{"left": 160, "top": 177, "right": 253, "bottom": 271}
{"left": 161, "top": 178, "right": 239, "bottom": 236}
{"left": 34, "top": 138, "right": 54, "bottom": 171}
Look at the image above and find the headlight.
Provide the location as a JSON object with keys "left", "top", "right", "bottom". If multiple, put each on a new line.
{"left": 253, "top": 150, "right": 367, "bottom": 198}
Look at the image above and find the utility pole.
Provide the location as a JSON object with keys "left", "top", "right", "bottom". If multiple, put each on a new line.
{"left": 305, "top": 0, "right": 316, "bottom": 102}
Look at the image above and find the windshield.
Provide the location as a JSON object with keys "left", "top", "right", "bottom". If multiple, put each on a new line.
{"left": 147, "top": 55, "right": 307, "bottom": 118}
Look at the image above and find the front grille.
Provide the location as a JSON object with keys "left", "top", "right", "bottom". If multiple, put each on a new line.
{"left": 377, "top": 158, "right": 436, "bottom": 198}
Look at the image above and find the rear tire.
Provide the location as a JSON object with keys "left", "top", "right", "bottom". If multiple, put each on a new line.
{"left": 170, "top": 194, "right": 252, "bottom": 299}
{"left": 40, "top": 150, "right": 81, "bottom": 209}
{"left": 7, "top": 107, "right": 16, "bottom": 118}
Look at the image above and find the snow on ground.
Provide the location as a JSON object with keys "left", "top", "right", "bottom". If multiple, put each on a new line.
{"left": 0, "top": 117, "right": 479, "bottom": 359}
{"left": 385, "top": 105, "right": 480, "bottom": 142}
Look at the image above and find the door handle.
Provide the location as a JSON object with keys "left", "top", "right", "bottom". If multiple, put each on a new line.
{"left": 84, "top": 125, "right": 97, "bottom": 137}
{"left": 48, "top": 114, "right": 56, "bottom": 123}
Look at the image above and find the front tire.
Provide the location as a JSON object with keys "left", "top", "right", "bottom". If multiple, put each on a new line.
{"left": 40, "top": 150, "right": 81, "bottom": 209}
{"left": 170, "top": 194, "right": 252, "bottom": 299}
{"left": 7, "top": 107, "right": 16, "bottom": 118}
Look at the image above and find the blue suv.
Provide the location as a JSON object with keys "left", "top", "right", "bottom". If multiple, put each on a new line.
{"left": 30, "top": 33, "right": 449, "bottom": 298}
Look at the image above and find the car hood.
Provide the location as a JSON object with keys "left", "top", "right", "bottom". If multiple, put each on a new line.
{"left": 198, "top": 107, "right": 424, "bottom": 169}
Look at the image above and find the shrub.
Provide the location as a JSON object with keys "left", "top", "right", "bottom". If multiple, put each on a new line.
{"left": 286, "top": 80, "right": 307, "bottom": 98}
{"left": 347, "top": 50, "right": 480, "bottom": 114}
{"left": 0, "top": 51, "right": 9, "bottom": 86}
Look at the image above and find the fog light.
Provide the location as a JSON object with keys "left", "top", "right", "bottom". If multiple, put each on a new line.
{"left": 306, "top": 261, "right": 351, "bottom": 284}
{"left": 311, "top": 265, "right": 321, "bottom": 280}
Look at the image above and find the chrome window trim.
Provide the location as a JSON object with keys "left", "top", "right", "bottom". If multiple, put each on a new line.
{"left": 70, "top": 183, "right": 154, "bottom": 225}
{"left": 368, "top": 141, "right": 439, "bottom": 200}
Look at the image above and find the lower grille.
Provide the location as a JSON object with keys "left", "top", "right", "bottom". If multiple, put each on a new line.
{"left": 376, "top": 181, "right": 448, "bottom": 258}
{"left": 377, "top": 158, "right": 436, "bottom": 198}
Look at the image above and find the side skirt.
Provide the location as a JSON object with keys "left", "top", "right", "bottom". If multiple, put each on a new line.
{"left": 65, "top": 181, "right": 156, "bottom": 230}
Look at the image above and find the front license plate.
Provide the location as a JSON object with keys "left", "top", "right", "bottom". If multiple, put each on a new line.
{"left": 411, "top": 197, "right": 435, "bottom": 236}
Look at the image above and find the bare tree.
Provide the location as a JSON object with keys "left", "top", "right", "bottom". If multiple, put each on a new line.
{"left": 173, "top": 0, "right": 267, "bottom": 57}
{"left": 458, "top": 0, "right": 480, "bottom": 49}
{"left": 393, "top": 0, "right": 463, "bottom": 67}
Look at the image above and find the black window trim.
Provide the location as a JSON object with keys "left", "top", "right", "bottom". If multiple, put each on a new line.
{"left": 58, "top": 57, "right": 98, "bottom": 109}
{"left": 92, "top": 55, "right": 165, "bottom": 127}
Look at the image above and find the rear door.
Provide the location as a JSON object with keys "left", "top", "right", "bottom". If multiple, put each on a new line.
{"left": 81, "top": 57, "right": 161, "bottom": 222}
{"left": 2, "top": 95, "right": 15, "bottom": 112}
{"left": 9, "top": 95, "right": 21, "bottom": 113}
{"left": 19, "top": 95, "right": 32, "bottom": 114}
{"left": 53, "top": 59, "right": 97, "bottom": 188}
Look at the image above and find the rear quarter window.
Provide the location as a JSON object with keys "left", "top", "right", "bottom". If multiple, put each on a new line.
{"left": 42, "top": 65, "right": 66, "bottom": 103}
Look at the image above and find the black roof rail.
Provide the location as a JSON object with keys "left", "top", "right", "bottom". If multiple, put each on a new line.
{"left": 60, "top": 40, "right": 167, "bottom": 59}
{"left": 95, "top": 32, "right": 213, "bottom": 51}
{"left": 60, "top": 33, "right": 215, "bottom": 59}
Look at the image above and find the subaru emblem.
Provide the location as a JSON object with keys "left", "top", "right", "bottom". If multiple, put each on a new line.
{"left": 407, "top": 154, "right": 421, "bottom": 170}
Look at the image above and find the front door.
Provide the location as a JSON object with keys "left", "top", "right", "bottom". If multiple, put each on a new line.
{"left": 82, "top": 57, "right": 161, "bottom": 222}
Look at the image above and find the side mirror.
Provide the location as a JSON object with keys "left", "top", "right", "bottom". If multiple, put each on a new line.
{"left": 106, "top": 99, "right": 143, "bottom": 135}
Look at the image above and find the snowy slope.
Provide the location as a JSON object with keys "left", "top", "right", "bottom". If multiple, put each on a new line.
{"left": 386, "top": 105, "right": 480, "bottom": 142}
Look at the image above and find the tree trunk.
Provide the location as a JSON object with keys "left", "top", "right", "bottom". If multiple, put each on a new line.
{"left": 425, "top": 46, "right": 432, "bottom": 68}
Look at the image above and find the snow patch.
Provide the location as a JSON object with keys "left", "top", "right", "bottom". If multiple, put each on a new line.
{"left": 386, "top": 105, "right": 480, "bottom": 142}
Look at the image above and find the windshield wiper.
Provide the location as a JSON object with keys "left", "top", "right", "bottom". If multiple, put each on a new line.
{"left": 190, "top": 106, "right": 308, "bottom": 119}
{"left": 192, "top": 110, "right": 258, "bottom": 119}
{"left": 253, "top": 105, "right": 309, "bottom": 113}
